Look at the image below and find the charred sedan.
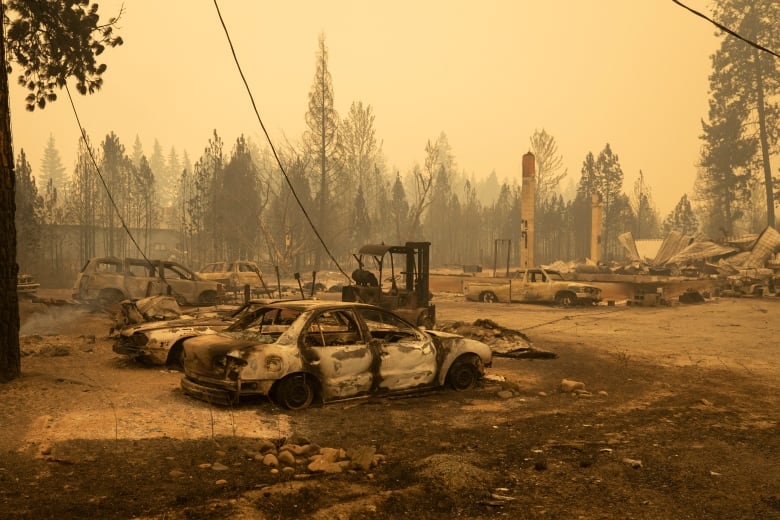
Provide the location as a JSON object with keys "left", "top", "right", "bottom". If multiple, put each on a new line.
{"left": 180, "top": 300, "right": 492, "bottom": 410}
{"left": 113, "top": 299, "right": 275, "bottom": 368}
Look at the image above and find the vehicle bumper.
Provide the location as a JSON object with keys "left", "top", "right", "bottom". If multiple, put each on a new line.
{"left": 113, "top": 340, "right": 168, "bottom": 365}
{"left": 181, "top": 376, "right": 237, "bottom": 405}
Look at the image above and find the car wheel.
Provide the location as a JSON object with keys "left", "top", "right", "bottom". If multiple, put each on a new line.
{"left": 275, "top": 374, "right": 316, "bottom": 410}
{"left": 198, "top": 290, "right": 217, "bottom": 305}
{"left": 446, "top": 357, "right": 479, "bottom": 391}
{"left": 480, "top": 291, "right": 498, "bottom": 303}
{"left": 166, "top": 344, "right": 185, "bottom": 371}
{"left": 555, "top": 292, "right": 575, "bottom": 307}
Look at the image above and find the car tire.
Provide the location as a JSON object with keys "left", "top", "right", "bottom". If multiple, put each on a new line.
{"left": 480, "top": 291, "right": 498, "bottom": 303}
{"left": 275, "top": 374, "right": 316, "bottom": 410}
{"left": 198, "top": 290, "right": 217, "bottom": 305}
{"left": 447, "top": 357, "right": 479, "bottom": 391}
{"left": 555, "top": 292, "right": 575, "bottom": 307}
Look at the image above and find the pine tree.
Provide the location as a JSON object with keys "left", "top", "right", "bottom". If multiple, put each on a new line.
{"left": 704, "top": 0, "right": 780, "bottom": 228}
{"left": 304, "top": 33, "right": 340, "bottom": 269}
{"left": 40, "top": 134, "right": 67, "bottom": 191}
{"left": 663, "top": 194, "right": 699, "bottom": 236}
{"left": 14, "top": 150, "right": 43, "bottom": 273}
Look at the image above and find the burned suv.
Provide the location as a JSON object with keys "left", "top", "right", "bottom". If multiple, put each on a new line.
{"left": 73, "top": 257, "right": 221, "bottom": 306}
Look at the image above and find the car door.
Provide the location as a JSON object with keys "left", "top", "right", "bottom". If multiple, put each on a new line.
{"left": 519, "top": 270, "right": 543, "bottom": 301}
{"left": 300, "top": 309, "right": 375, "bottom": 400}
{"left": 355, "top": 307, "right": 437, "bottom": 392}
{"left": 161, "top": 262, "right": 201, "bottom": 304}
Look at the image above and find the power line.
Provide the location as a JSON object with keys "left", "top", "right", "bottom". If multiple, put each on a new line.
{"left": 672, "top": 0, "right": 780, "bottom": 59}
{"left": 212, "top": 0, "right": 350, "bottom": 282}
{"left": 64, "top": 84, "right": 151, "bottom": 264}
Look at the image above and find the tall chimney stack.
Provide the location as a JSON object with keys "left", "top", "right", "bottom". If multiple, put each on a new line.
{"left": 520, "top": 152, "right": 535, "bottom": 269}
{"left": 591, "top": 193, "right": 602, "bottom": 263}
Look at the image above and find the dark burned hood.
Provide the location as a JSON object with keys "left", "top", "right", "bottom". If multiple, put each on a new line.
{"left": 123, "top": 315, "right": 230, "bottom": 334}
{"left": 183, "top": 333, "right": 258, "bottom": 358}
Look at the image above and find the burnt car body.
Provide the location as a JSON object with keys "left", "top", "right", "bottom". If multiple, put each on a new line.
{"left": 73, "top": 257, "right": 221, "bottom": 306}
{"left": 180, "top": 300, "right": 492, "bottom": 410}
{"left": 17, "top": 273, "right": 40, "bottom": 296}
{"left": 197, "top": 260, "right": 270, "bottom": 295}
{"left": 113, "top": 299, "right": 274, "bottom": 368}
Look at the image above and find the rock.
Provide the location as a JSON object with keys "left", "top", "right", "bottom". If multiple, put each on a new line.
{"left": 307, "top": 457, "right": 343, "bottom": 474}
{"left": 262, "top": 453, "right": 279, "bottom": 468}
{"left": 318, "top": 447, "right": 341, "bottom": 463}
{"left": 538, "top": 391, "right": 548, "bottom": 397}
{"left": 258, "top": 439, "right": 276, "bottom": 453}
{"left": 215, "top": 479, "right": 228, "bottom": 486}
{"left": 346, "top": 446, "right": 376, "bottom": 471}
{"left": 281, "top": 466, "right": 295, "bottom": 476}
{"left": 497, "top": 390, "right": 515, "bottom": 399}
{"left": 622, "top": 458, "right": 643, "bottom": 469}
{"left": 277, "top": 450, "right": 295, "bottom": 466}
{"left": 211, "top": 462, "right": 229, "bottom": 471}
{"left": 169, "top": 469, "right": 185, "bottom": 478}
{"left": 198, "top": 463, "right": 212, "bottom": 469}
{"left": 560, "top": 379, "right": 585, "bottom": 393}
{"left": 280, "top": 443, "right": 305, "bottom": 456}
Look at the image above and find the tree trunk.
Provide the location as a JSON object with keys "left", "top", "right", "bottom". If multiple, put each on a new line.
{"left": 0, "top": 34, "right": 22, "bottom": 382}
{"left": 754, "top": 48, "right": 776, "bottom": 229}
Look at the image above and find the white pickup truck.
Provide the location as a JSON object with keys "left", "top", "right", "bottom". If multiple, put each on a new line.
{"left": 464, "top": 267, "right": 602, "bottom": 306}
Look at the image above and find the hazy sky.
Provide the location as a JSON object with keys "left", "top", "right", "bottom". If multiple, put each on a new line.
{"left": 9, "top": 0, "right": 721, "bottom": 216}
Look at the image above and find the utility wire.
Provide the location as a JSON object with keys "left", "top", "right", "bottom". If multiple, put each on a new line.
{"left": 672, "top": 0, "right": 780, "bottom": 59}
{"left": 66, "top": 86, "right": 191, "bottom": 304}
{"left": 65, "top": 84, "right": 151, "bottom": 264}
{"left": 212, "top": 0, "right": 350, "bottom": 282}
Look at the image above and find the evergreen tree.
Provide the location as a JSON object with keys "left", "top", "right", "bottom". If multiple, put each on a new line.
{"left": 350, "top": 185, "right": 371, "bottom": 247}
{"left": 390, "top": 172, "right": 410, "bottom": 243}
{"left": 696, "top": 97, "right": 755, "bottom": 237}
{"left": 64, "top": 136, "right": 100, "bottom": 265}
{"left": 14, "top": 150, "right": 43, "bottom": 273}
{"left": 304, "top": 33, "right": 340, "bottom": 269}
{"left": 705, "top": 0, "right": 780, "bottom": 228}
{"left": 663, "top": 194, "right": 699, "bottom": 236}
{"left": 131, "top": 135, "right": 144, "bottom": 168}
{"left": 40, "top": 134, "right": 67, "bottom": 191}
{"left": 630, "top": 171, "right": 660, "bottom": 239}
{"left": 216, "top": 136, "right": 261, "bottom": 261}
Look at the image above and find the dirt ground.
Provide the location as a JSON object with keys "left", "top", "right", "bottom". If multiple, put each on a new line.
{"left": 2, "top": 292, "right": 779, "bottom": 519}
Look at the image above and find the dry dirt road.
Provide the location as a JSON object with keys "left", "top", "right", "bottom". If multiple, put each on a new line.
{"left": 1, "top": 294, "right": 779, "bottom": 519}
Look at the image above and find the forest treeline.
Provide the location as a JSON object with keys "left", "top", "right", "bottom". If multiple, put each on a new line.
{"left": 14, "top": 4, "right": 780, "bottom": 284}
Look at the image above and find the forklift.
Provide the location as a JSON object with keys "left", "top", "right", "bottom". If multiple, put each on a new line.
{"left": 342, "top": 241, "right": 436, "bottom": 328}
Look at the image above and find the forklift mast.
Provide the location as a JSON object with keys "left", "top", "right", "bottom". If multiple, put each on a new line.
{"left": 342, "top": 241, "right": 435, "bottom": 328}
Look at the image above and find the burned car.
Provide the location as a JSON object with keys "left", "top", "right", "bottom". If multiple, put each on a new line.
{"left": 197, "top": 260, "right": 269, "bottom": 295}
{"left": 73, "top": 256, "right": 221, "bottom": 306}
{"left": 180, "top": 300, "right": 492, "bottom": 410}
{"left": 113, "top": 299, "right": 275, "bottom": 368}
{"left": 465, "top": 267, "right": 602, "bottom": 306}
{"left": 17, "top": 273, "right": 40, "bottom": 296}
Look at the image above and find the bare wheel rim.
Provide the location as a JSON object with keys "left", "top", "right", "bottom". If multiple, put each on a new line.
{"left": 448, "top": 361, "right": 477, "bottom": 390}
{"left": 278, "top": 375, "right": 315, "bottom": 410}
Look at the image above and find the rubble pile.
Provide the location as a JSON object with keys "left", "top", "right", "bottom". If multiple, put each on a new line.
{"left": 437, "top": 319, "right": 557, "bottom": 359}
